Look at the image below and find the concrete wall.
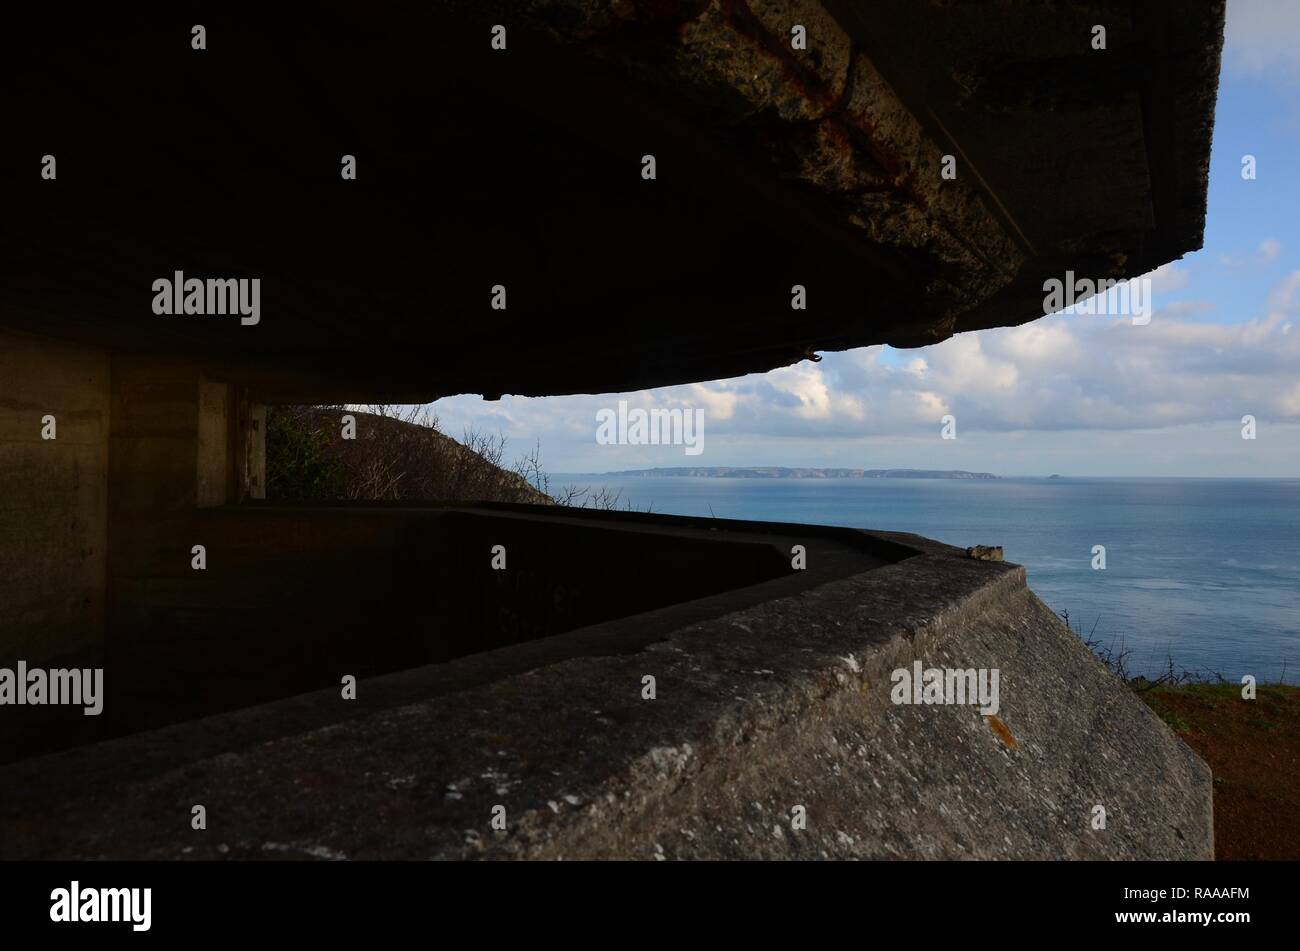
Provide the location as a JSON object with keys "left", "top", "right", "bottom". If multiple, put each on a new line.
{"left": 0, "top": 522, "right": 1214, "bottom": 860}
{"left": 0, "top": 329, "right": 108, "bottom": 665}
{"left": 105, "top": 359, "right": 245, "bottom": 734}
{"left": 97, "top": 501, "right": 797, "bottom": 742}
{"left": 2, "top": 343, "right": 802, "bottom": 757}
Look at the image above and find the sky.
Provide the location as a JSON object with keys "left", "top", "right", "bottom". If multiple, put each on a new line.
{"left": 430, "top": 0, "right": 1300, "bottom": 478}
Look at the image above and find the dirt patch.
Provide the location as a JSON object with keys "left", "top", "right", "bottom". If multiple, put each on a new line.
{"left": 1141, "top": 683, "right": 1300, "bottom": 860}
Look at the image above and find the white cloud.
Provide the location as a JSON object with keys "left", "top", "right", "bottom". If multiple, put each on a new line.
{"left": 431, "top": 273, "right": 1300, "bottom": 472}
{"left": 1219, "top": 238, "right": 1284, "bottom": 269}
{"left": 1267, "top": 269, "right": 1300, "bottom": 310}
{"left": 767, "top": 363, "right": 833, "bottom": 420}
{"left": 687, "top": 382, "right": 738, "bottom": 421}
{"left": 1146, "top": 261, "right": 1190, "bottom": 293}
{"left": 1223, "top": 0, "right": 1300, "bottom": 85}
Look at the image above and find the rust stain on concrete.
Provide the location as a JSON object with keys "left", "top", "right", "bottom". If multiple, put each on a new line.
{"left": 986, "top": 714, "right": 1018, "bottom": 749}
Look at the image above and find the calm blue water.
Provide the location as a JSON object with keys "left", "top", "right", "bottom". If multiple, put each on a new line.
{"left": 557, "top": 476, "right": 1300, "bottom": 683}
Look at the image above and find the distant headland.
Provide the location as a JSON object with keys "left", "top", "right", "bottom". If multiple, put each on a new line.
{"left": 590, "top": 467, "right": 998, "bottom": 480}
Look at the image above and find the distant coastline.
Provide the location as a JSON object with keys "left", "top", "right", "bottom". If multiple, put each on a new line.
{"left": 581, "top": 467, "right": 998, "bottom": 480}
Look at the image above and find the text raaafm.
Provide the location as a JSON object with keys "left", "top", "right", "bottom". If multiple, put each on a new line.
{"left": 152, "top": 271, "right": 260, "bottom": 325}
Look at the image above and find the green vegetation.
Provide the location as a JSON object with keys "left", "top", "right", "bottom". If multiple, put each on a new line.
{"left": 1058, "top": 609, "right": 1299, "bottom": 859}
{"left": 263, "top": 405, "right": 639, "bottom": 509}
{"left": 265, "top": 404, "right": 547, "bottom": 504}
{"left": 1143, "top": 695, "right": 1190, "bottom": 732}
{"left": 265, "top": 406, "right": 347, "bottom": 500}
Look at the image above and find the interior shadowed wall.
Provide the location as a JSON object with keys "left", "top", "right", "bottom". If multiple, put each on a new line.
{"left": 0, "top": 328, "right": 108, "bottom": 665}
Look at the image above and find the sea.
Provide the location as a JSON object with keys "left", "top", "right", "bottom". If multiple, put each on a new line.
{"left": 556, "top": 475, "right": 1300, "bottom": 683}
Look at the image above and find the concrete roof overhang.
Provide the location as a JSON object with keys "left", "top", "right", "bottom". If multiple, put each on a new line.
{"left": 0, "top": 2, "right": 1223, "bottom": 401}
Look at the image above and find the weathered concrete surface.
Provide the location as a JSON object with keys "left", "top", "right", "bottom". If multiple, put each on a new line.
{"left": 0, "top": 4, "right": 1224, "bottom": 400}
{"left": 0, "top": 523, "right": 1212, "bottom": 860}
{"left": 0, "top": 6, "right": 1224, "bottom": 860}
{"left": 0, "top": 329, "right": 108, "bottom": 665}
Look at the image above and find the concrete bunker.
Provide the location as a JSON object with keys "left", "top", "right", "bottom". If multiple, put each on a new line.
{"left": 0, "top": 3, "right": 1225, "bottom": 858}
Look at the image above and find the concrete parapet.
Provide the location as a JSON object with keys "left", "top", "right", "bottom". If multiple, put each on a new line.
{"left": 0, "top": 515, "right": 1212, "bottom": 860}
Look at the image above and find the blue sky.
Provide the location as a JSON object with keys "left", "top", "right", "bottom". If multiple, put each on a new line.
{"left": 431, "top": 0, "right": 1300, "bottom": 477}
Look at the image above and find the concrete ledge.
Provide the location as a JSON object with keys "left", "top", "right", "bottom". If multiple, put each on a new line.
{"left": 0, "top": 524, "right": 1211, "bottom": 860}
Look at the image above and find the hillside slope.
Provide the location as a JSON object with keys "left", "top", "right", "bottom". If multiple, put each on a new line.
{"left": 1141, "top": 683, "right": 1300, "bottom": 860}
{"left": 267, "top": 405, "right": 551, "bottom": 505}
